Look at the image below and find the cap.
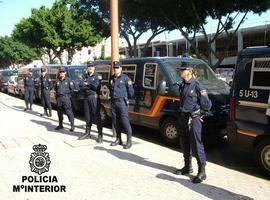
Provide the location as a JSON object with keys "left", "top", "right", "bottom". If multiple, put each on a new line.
{"left": 87, "top": 61, "right": 95, "bottom": 68}
{"left": 113, "top": 61, "right": 121, "bottom": 68}
{"left": 178, "top": 62, "right": 193, "bottom": 70}
{"left": 59, "top": 67, "right": 66, "bottom": 72}
{"left": 41, "top": 67, "right": 46, "bottom": 72}
{"left": 28, "top": 68, "right": 32, "bottom": 72}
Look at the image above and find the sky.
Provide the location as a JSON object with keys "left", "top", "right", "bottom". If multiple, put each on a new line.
{"left": 0, "top": 0, "right": 269, "bottom": 43}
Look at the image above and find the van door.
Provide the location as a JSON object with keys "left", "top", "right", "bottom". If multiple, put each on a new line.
{"left": 235, "top": 57, "right": 270, "bottom": 137}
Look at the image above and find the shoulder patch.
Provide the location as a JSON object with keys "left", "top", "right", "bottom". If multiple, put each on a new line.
{"left": 128, "top": 80, "right": 133, "bottom": 85}
{"left": 70, "top": 82, "right": 74, "bottom": 85}
{"left": 98, "top": 75, "right": 102, "bottom": 80}
{"left": 48, "top": 79, "right": 51, "bottom": 82}
{"left": 200, "top": 89, "right": 207, "bottom": 96}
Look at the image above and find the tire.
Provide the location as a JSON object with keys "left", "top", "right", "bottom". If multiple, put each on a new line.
{"left": 255, "top": 138, "right": 270, "bottom": 175}
{"left": 160, "top": 117, "right": 181, "bottom": 147}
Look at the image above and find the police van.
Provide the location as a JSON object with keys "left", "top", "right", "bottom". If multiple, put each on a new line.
{"left": 94, "top": 57, "right": 230, "bottom": 146}
{"left": 41, "top": 64, "right": 86, "bottom": 112}
{"left": 227, "top": 47, "right": 270, "bottom": 175}
{"left": 17, "top": 67, "right": 40, "bottom": 101}
{"left": 0, "top": 69, "right": 17, "bottom": 93}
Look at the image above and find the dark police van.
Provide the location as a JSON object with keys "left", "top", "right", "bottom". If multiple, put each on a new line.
{"left": 228, "top": 47, "right": 270, "bottom": 175}
{"left": 41, "top": 64, "right": 87, "bottom": 112}
{"left": 17, "top": 67, "right": 40, "bottom": 100}
{"left": 94, "top": 57, "right": 230, "bottom": 146}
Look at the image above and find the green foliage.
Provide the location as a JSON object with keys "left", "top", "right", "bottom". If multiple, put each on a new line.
{"left": 0, "top": 36, "right": 38, "bottom": 67}
{"left": 13, "top": 0, "right": 106, "bottom": 63}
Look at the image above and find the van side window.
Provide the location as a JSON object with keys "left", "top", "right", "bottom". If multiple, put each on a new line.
{"left": 121, "top": 64, "right": 137, "bottom": 82}
{"left": 143, "top": 63, "right": 157, "bottom": 89}
{"left": 95, "top": 65, "right": 111, "bottom": 82}
{"left": 250, "top": 58, "right": 270, "bottom": 90}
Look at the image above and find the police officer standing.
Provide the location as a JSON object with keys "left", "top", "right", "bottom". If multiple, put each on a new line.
{"left": 109, "top": 61, "right": 134, "bottom": 149}
{"left": 78, "top": 62, "right": 103, "bottom": 143}
{"left": 40, "top": 68, "right": 53, "bottom": 117}
{"left": 176, "top": 62, "right": 212, "bottom": 184}
{"left": 24, "top": 68, "right": 35, "bottom": 111}
{"left": 54, "top": 67, "right": 75, "bottom": 132}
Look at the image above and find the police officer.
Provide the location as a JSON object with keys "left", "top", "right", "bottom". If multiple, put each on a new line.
{"left": 24, "top": 68, "right": 35, "bottom": 111}
{"left": 54, "top": 67, "right": 75, "bottom": 132}
{"left": 109, "top": 61, "right": 134, "bottom": 149}
{"left": 40, "top": 68, "right": 53, "bottom": 117}
{"left": 176, "top": 62, "right": 212, "bottom": 184}
{"left": 78, "top": 62, "right": 103, "bottom": 143}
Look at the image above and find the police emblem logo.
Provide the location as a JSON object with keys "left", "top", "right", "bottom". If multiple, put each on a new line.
{"left": 190, "top": 89, "right": 194, "bottom": 94}
{"left": 70, "top": 82, "right": 73, "bottom": 85}
{"left": 29, "top": 144, "right": 51, "bottom": 175}
{"left": 57, "top": 82, "right": 60, "bottom": 86}
{"left": 120, "top": 80, "right": 123, "bottom": 83}
{"left": 65, "top": 82, "right": 68, "bottom": 85}
{"left": 128, "top": 80, "right": 132, "bottom": 85}
{"left": 48, "top": 79, "right": 51, "bottom": 82}
{"left": 98, "top": 75, "right": 102, "bottom": 80}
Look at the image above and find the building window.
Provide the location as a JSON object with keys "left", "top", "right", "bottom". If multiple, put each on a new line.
{"left": 250, "top": 58, "right": 270, "bottom": 90}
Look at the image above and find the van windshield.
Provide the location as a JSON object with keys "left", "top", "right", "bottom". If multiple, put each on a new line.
{"left": 165, "top": 60, "right": 218, "bottom": 84}
{"left": 68, "top": 67, "right": 86, "bottom": 80}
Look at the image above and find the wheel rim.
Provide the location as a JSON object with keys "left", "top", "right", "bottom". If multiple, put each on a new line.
{"left": 165, "top": 124, "right": 178, "bottom": 139}
{"left": 261, "top": 145, "right": 270, "bottom": 171}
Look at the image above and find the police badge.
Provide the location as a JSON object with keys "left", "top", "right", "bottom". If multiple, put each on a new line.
{"left": 29, "top": 144, "right": 51, "bottom": 175}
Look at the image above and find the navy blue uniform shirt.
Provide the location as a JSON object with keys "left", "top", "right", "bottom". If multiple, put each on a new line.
{"left": 109, "top": 73, "right": 134, "bottom": 99}
{"left": 55, "top": 77, "right": 74, "bottom": 96}
{"left": 179, "top": 78, "right": 212, "bottom": 113}
{"left": 40, "top": 74, "right": 53, "bottom": 90}
{"left": 24, "top": 76, "right": 35, "bottom": 88}
{"left": 79, "top": 72, "right": 102, "bottom": 96}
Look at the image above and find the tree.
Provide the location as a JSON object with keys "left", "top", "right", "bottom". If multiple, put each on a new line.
{"left": 13, "top": 0, "right": 106, "bottom": 64}
{"left": 0, "top": 36, "right": 38, "bottom": 68}
{"left": 76, "top": 0, "right": 169, "bottom": 57}
{"left": 145, "top": 0, "right": 270, "bottom": 69}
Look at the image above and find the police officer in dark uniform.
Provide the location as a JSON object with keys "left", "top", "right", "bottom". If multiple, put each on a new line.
{"left": 24, "top": 68, "right": 35, "bottom": 111}
{"left": 109, "top": 61, "right": 134, "bottom": 149}
{"left": 40, "top": 67, "right": 53, "bottom": 117}
{"left": 54, "top": 67, "right": 75, "bottom": 132}
{"left": 176, "top": 62, "right": 212, "bottom": 184}
{"left": 78, "top": 62, "right": 103, "bottom": 143}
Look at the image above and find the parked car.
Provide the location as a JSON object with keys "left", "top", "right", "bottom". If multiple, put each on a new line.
{"left": 0, "top": 69, "right": 17, "bottom": 93}
{"left": 227, "top": 47, "right": 270, "bottom": 175}
{"left": 93, "top": 57, "right": 230, "bottom": 146}
{"left": 7, "top": 75, "right": 18, "bottom": 95}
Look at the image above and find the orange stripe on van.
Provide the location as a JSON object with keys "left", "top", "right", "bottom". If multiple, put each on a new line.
{"left": 237, "top": 130, "right": 258, "bottom": 138}
{"left": 104, "top": 96, "right": 179, "bottom": 117}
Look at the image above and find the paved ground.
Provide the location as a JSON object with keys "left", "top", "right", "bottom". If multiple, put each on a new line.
{"left": 0, "top": 92, "right": 269, "bottom": 200}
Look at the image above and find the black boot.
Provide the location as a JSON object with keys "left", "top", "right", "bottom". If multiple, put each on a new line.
{"left": 55, "top": 122, "right": 63, "bottom": 130}
{"left": 78, "top": 126, "right": 90, "bottom": 140}
{"left": 110, "top": 133, "right": 123, "bottom": 146}
{"left": 69, "top": 121, "right": 75, "bottom": 132}
{"left": 175, "top": 158, "right": 193, "bottom": 175}
{"left": 48, "top": 109, "right": 52, "bottom": 117}
{"left": 40, "top": 109, "right": 48, "bottom": 117}
{"left": 192, "top": 164, "right": 206, "bottom": 184}
{"left": 96, "top": 129, "right": 103, "bottom": 143}
{"left": 123, "top": 135, "right": 132, "bottom": 149}
{"left": 29, "top": 105, "right": 32, "bottom": 111}
{"left": 24, "top": 105, "right": 29, "bottom": 111}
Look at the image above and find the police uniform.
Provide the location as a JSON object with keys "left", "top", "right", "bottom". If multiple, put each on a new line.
{"left": 54, "top": 67, "right": 75, "bottom": 132}
{"left": 109, "top": 61, "right": 134, "bottom": 149}
{"left": 78, "top": 63, "right": 103, "bottom": 142}
{"left": 24, "top": 69, "right": 35, "bottom": 111}
{"left": 177, "top": 64, "right": 212, "bottom": 184}
{"left": 40, "top": 68, "right": 53, "bottom": 117}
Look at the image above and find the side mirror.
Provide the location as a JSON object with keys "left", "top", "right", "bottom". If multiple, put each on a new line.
{"left": 158, "top": 81, "right": 168, "bottom": 95}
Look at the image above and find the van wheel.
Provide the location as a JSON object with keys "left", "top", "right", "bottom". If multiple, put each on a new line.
{"left": 255, "top": 138, "right": 270, "bottom": 175}
{"left": 161, "top": 118, "right": 180, "bottom": 147}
